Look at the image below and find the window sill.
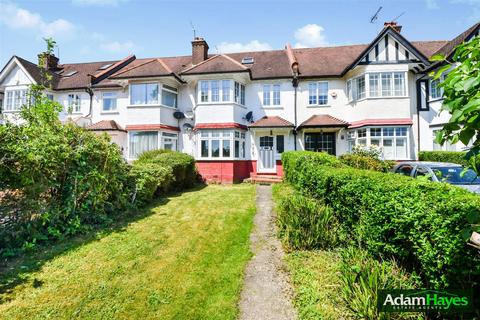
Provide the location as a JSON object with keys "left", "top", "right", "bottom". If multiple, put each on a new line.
{"left": 349, "top": 96, "right": 409, "bottom": 103}
{"left": 307, "top": 104, "right": 330, "bottom": 108}
{"left": 2, "top": 110, "right": 20, "bottom": 113}
{"left": 262, "top": 105, "right": 283, "bottom": 109}
{"left": 101, "top": 111, "right": 120, "bottom": 115}
{"left": 196, "top": 102, "right": 246, "bottom": 109}
{"left": 197, "top": 157, "right": 246, "bottom": 161}
{"left": 428, "top": 98, "right": 444, "bottom": 103}
{"left": 68, "top": 112, "right": 83, "bottom": 115}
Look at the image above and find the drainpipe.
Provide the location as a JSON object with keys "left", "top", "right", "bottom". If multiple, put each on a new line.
{"left": 415, "top": 74, "right": 428, "bottom": 159}
{"left": 85, "top": 85, "right": 94, "bottom": 118}
{"left": 292, "top": 75, "right": 299, "bottom": 150}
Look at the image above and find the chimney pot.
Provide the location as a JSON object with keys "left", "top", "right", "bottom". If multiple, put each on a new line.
{"left": 191, "top": 37, "right": 209, "bottom": 65}
{"left": 384, "top": 21, "right": 402, "bottom": 33}
{"left": 37, "top": 52, "right": 59, "bottom": 70}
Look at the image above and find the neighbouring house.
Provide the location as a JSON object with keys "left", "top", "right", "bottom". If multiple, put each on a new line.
{"left": 0, "top": 22, "right": 478, "bottom": 183}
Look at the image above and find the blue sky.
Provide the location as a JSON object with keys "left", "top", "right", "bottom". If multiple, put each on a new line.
{"left": 0, "top": 0, "right": 478, "bottom": 67}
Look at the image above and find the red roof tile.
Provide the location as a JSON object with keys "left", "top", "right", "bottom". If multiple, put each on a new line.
{"left": 348, "top": 118, "right": 413, "bottom": 129}
{"left": 194, "top": 122, "right": 248, "bottom": 130}
{"left": 249, "top": 116, "right": 294, "bottom": 128}
{"left": 125, "top": 124, "right": 180, "bottom": 132}
{"left": 87, "top": 120, "right": 125, "bottom": 131}
{"left": 182, "top": 54, "right": 248, "bottom": 75}
{"left": 299, "top": 115, "right": 349, "bottom": 128}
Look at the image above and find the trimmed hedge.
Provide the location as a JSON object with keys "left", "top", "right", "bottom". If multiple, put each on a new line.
{"left": 339, "top": 154, "right": 395, "bottom": 172}
{"left": 418, "top": 151, "right": 469, "bottom": 166}
{"left": 282, "top": 151, "right": 480, "bottom": 289}
{"left": 129, "top": 163, "right": 173, "bottom": 205}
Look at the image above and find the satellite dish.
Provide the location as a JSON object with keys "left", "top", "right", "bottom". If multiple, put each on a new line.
{"left": 183, "top": 123, "right": 193, "bottom": 131}
{"left": 245, "top": 111, "right": 253, "bottom": 123}
{"left": 173, "top": 111, "right": 185, "bottom": 120}
{"left": 184, "top": 111, "right": 194, "bottom": 119}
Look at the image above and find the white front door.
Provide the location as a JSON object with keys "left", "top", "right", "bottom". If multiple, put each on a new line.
{"left": 258, "top": 136, "right": 276, "bottom": 173}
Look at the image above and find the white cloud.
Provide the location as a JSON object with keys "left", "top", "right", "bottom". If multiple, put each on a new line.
{"left": 294, "top": 24, "right": 328, "bottom": 48}
{"left": 100, "top": 41, "right": 136, "bottom": 53}
{"left": 0, "top": 2, "right": 75, "bottom": 38}
{"left": 425, "top": 0, "right": 439, "bottom": 9}
{"left": 216, "top": 40, "right": 272, "bottom": 53}
{"left": 71, "top": 0, "right": 129, "bottom": 6}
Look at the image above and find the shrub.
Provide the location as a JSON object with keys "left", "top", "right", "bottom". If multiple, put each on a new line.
{"left": 282, "top": 151, "right": 480, "bottom": 289}
{"left": 129, "top": 162, "right": 174, "bottom": 205}
{"left": 272, "top": 183, "right": 342, "bottom": 250}
{"left": 350, "top": 144, "right": 382, "bottom": 158}
{"left": 418, "top": 151, "right": 469, "bottom": 166}
{"left": 339, "top": 247, "right": 419, "bottom": 319}
{"left": 136, "top": 149, "right": 173, "bottom": 162}
{"left": 339, "top": 154, "right": 395, "bottom": 172}
{"left": 135, "top": 150, "right": 197, "bottom": 190}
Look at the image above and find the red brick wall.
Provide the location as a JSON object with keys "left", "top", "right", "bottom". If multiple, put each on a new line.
{"left": 196, "top": 160, "right": 283, "bottom": 183}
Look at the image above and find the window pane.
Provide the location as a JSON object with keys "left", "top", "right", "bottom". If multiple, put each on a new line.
{"left": 396, "top": 138, "right": 407, "bottom": 159}
{"left": 240, "top": 84, "right": 245, "bottom": 105}
{"left": 200, "top": 81, "right": 209, "bottom": 102}
{"left": 383, "top": 138, "right": 394, "bottom": 159}
{"left": 235, "top": 140, "right": 240, "bottom": 157}
{"left": 383, "top": 127, "right": 395, "bottom": 136}
{"left": 430, "top": 78, "right": 441, "bottom": 99}
{"left": 131, "top": 84, "right": 145, "bottom": 104}
{"left": 147, "top": 83, "right": 159, "bottom": 104}
{"left": 222, "top": 80, "right": 230, "bottom": 101}
{"left": 358, "top": 129, "right": 367, "bottom": 138}
{"left": 263, "top": 84, "right": 271, "bottom": 105}
{"left": 273, "top": 84, "right": 281, "bottom": 105}
{"left": 222, "top": 140, "right": 231, "bottom": 157}
{"left": 371, "top": 138, "right": 381, "bottom": 146}
{"left": 242, "top": 141, "right": 245, "bottom": 158}
{"left": 211, "top": 131, "right": 220, "bottom": 137}
{"left": 234, "top": 82, "right": 240, "bottom": 103}
{"left": 394, "top": 72, "right": 405, "bottom": 96}
{"left": 6, "top": 91, "right": 13, "bottom": 110}
{"left": 308, "top": 83, "right": 317, "bottom": 105}
{"left": 370, "top": 128, "right": 382, "bottom": 136}
{"left": 357, "top": 76, "right": 365, "bottom": 100}
{"left": 200, "top": 131, "right": 209, "bottom": 137}
{"left": 211, "top": 80, "right": 219, "bottom": 102}
{"left": 129, "top": 131, "right": 158, "bottom": 158}
{"left": 103, "top": 92, "right": 117, "bottom": 111}
{"left": 369, "top": 73, "right": 380, "bottom": 97}
{"left": 318, "top": 82, "right": 329, "bottom": 105}
{"left": 211, "top": 140, "right": 220, "bottom": 157}
{"left": 395, "top": 127, "right": 407, "bottom": 136}
{"left": 201, "top": 140, "right": 209, "bottom": 157}
{"left": 276, "top": 135, "right": 284, "bottom": 153}
{"left": 381, "top": 73, "right": 392, "bottom": 96}
{"left": 347, "top": 80, "right": 352, "bottom": 101}
{"left": 162, "top": 89, "right": 177, "bottom": 108}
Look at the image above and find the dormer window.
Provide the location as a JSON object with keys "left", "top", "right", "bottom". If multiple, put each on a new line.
{"left": 241, "top": 57, "right": 254, "bottom": 64}
{"left": 64, "top": 70, "right": 77, "bottom": 77}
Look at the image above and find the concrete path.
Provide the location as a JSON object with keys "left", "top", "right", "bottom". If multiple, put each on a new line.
{"left": 238, "top": 185, "right": 297, "bottom": 320}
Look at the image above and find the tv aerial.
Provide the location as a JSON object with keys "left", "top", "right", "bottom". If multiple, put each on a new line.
{"left": 370, "top": 6, "right": 382, "bottom": 23}
{"left": 392, "top": 11, "right": 406, "bottom": 22}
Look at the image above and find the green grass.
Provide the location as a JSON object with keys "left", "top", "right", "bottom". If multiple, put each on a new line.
{"left": 285, "top": 250, "right": 351, "bottom": 320}
{"left": 0, "top": 184, "right": 256, "bottom": 320}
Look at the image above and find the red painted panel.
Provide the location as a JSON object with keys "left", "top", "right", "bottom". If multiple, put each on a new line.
{"left": 196, "top": 160, "right": 283, "bottom": 184}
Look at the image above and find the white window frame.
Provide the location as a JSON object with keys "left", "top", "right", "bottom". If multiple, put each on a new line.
{"left": 262, "top": 83, "right": 281, "bottom": 107}
{"left": 429, "top": 77, "right": 444, "bottom": 101}
{"left": 346, "top": 126, "right": 410, "bottom": 160}
{"left": 347, "top": 72, "right": 408, "bottom": 102}
{"left": 128, "top": 130, "right": 178, "bottom": 159}
{"left": 308, "top": 81, "right": 329, "bottom": 106}
{"left": 160, "top": 84, "right": 178, "bottom": 108}
{"left": 102, "top": 92, "right": 117, "bottom": 112}
{"left": 198, "top": 79, "right": 242, "bottom": 104}
{"left": 198, "top": 129, "right": 246, "bottom": 159}
{"left": 129, "top": 82, "right": 159, "bottom": 106}
{"left": 68, "top": 93, "right": 81, "bottom": 113}
{"left": 4, "top": 89, "right": 27, "bottom": 112}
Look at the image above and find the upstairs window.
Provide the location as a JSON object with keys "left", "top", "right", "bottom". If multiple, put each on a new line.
{"left": 347, "top": 76, "right": 365, "bottom": 102}
{"left": 263, "top": 84, "right": 281, "bottom": 106}
{"left": 102, "top": 92, "right": 117, "bottom": 112}
{"left": 308, "top": 81, "right": 329, "bottom": 105}
{"left": 4, "top": 89, "right": 27, "bottom": 111}
{"left": 130, "top": 83, "right": 159, "bottom": 105}
{"left": 348, "top": 72, "right": 406, "bottom": 102}
{"left": 68, "top": 94, "right": 81, "bottom": 113}
{"left": 234, "top": 82, "right": 245, "bottom": 105}
{"left": 430, "top": 78, "right": 442, "bottom": 100}
{"left": 161, "top": 85, "right": 178, "bottom": 108}
{"left": 198, "top": 80, "right": 233, "bottom": 103}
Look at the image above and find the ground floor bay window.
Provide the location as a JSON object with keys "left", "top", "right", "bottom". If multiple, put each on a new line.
{"left": 129, "top": 131, "right": 178, "bottom": 159}
{"left": 198, "top": 130, "right": 246, "bottom": 159}
{"left": 347, "top": 126, "right": 409, "bottom": 160}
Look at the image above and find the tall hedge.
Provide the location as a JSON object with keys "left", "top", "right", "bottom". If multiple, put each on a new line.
{"left": 418, "top": 151, "right": 469, "bottom": 166}
{"left": 282, "top": 151, "right": 480, "bottom": 289}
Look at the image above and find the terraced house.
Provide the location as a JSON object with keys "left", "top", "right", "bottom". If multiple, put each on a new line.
{"left": 0, "top": 22, "right": 478, "bottom": 183}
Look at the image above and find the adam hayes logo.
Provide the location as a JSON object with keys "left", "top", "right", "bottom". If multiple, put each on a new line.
{"left": 378, "top": 289, "right": 474, "bottom": 313}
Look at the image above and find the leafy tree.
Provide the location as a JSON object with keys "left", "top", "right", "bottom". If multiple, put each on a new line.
{"left": 433, "top": 36, "right": 480, "bottom": 172}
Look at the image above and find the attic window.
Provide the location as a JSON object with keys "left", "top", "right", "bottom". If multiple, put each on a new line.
{"left": 99, "top": 63, "right": 113, "bottom": 70}
{"left": 241, "top": 57, "right": 254, "bottom": 64}
{"left": 64, "top": 70, "right": 77, "bottom": 77}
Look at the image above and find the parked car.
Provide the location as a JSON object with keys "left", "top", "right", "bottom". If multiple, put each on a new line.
{"left": 392, "top": 161, "right": 480, "bottom": 194}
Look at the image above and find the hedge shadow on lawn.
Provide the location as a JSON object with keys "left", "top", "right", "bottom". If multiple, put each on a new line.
{"left": 0, "top": 184, "right": 207, "bottom": 304}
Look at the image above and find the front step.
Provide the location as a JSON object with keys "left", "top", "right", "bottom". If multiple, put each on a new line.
{"left": 246, "top": 174, "right": 283, "bottom": 184}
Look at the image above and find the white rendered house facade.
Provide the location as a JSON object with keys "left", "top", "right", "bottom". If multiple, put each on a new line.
{"left": 0, "top": 22, "right": 478, "bottom": 182}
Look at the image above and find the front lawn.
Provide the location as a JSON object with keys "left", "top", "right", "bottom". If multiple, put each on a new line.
{"left": 0, "top": 184, "right": 255, "bottom": 319}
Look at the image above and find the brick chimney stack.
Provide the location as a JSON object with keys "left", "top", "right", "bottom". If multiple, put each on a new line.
{"left": 192, "top": 37, "right": 209, "bottom": 65}
{"left": 37, "top": 52, "right": 59, "bottom": 70}
{"left": 384, "top": 21, "right": 402, "bottom": 33}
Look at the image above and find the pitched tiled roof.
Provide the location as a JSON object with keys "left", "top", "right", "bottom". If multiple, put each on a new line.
{"left": 15, "top": 56, "right": 61, "bottom": 88}
{"left": 224, "top": 50, "right": 293, "bottom": 79}
{"left": 411, "top": 41, "right": 449, "bottom": 58}
{"left": 182, "top": 54, "right": 249, "bottom": 75}
{"left": 111, "top": 58, "right": 173, "bottom": 79}
{"left": 348, "top": 118, "right": 413, "bottom": 129}
{"left": 299, "top": 115, "right": 349, "bottom": 128}
{"left": 433, "top": 22, "right": 480, "bottom": 58}
{"left": 125, "top": 124, "right": 180, "bottom": 132}
{"left": 249, "top": 116, "right": 294, "bottom": 128}
{"left": 194, "top": 122, "right": 248, "bottom": 130}
{"left": 87, "top": 120, "right": 126, "bottom": 131}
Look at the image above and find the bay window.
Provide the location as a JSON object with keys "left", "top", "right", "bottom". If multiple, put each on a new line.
{"left": 4, "top": 89, "right": 27, "bottom": 111}
{"left": 308, "top": 81, "right": 329, "bottom": 105}
{"left": 130, "top": 83, "right": 159, "bottom": 105}
{"left": 198, "top": 80, "right": 244, "bottom": 104}
{"left": 68, "top": 94, "right": 81, "bottom": 113}
{"left": 347, "top": 72, "right": 407, "bottom": 102}
{"left": 198, "top": 130, "right": 246, "bottom": 159}
{"left": 234, "top": 82, "right": 245, "bottom": 105}
{"left": 102, "top": 92, "right": 117, "bottom": 112}
{"left": 222, "top": 80, "right": 230, "bottom": 101}
{"left": 129, "top": 131, "right": 178, "bottom": 158}
{"left": 346, "top": 126, "right": 409, "bottom": 160}
{"left": 161, "top": 85, "right": 178, "bottom": 108}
